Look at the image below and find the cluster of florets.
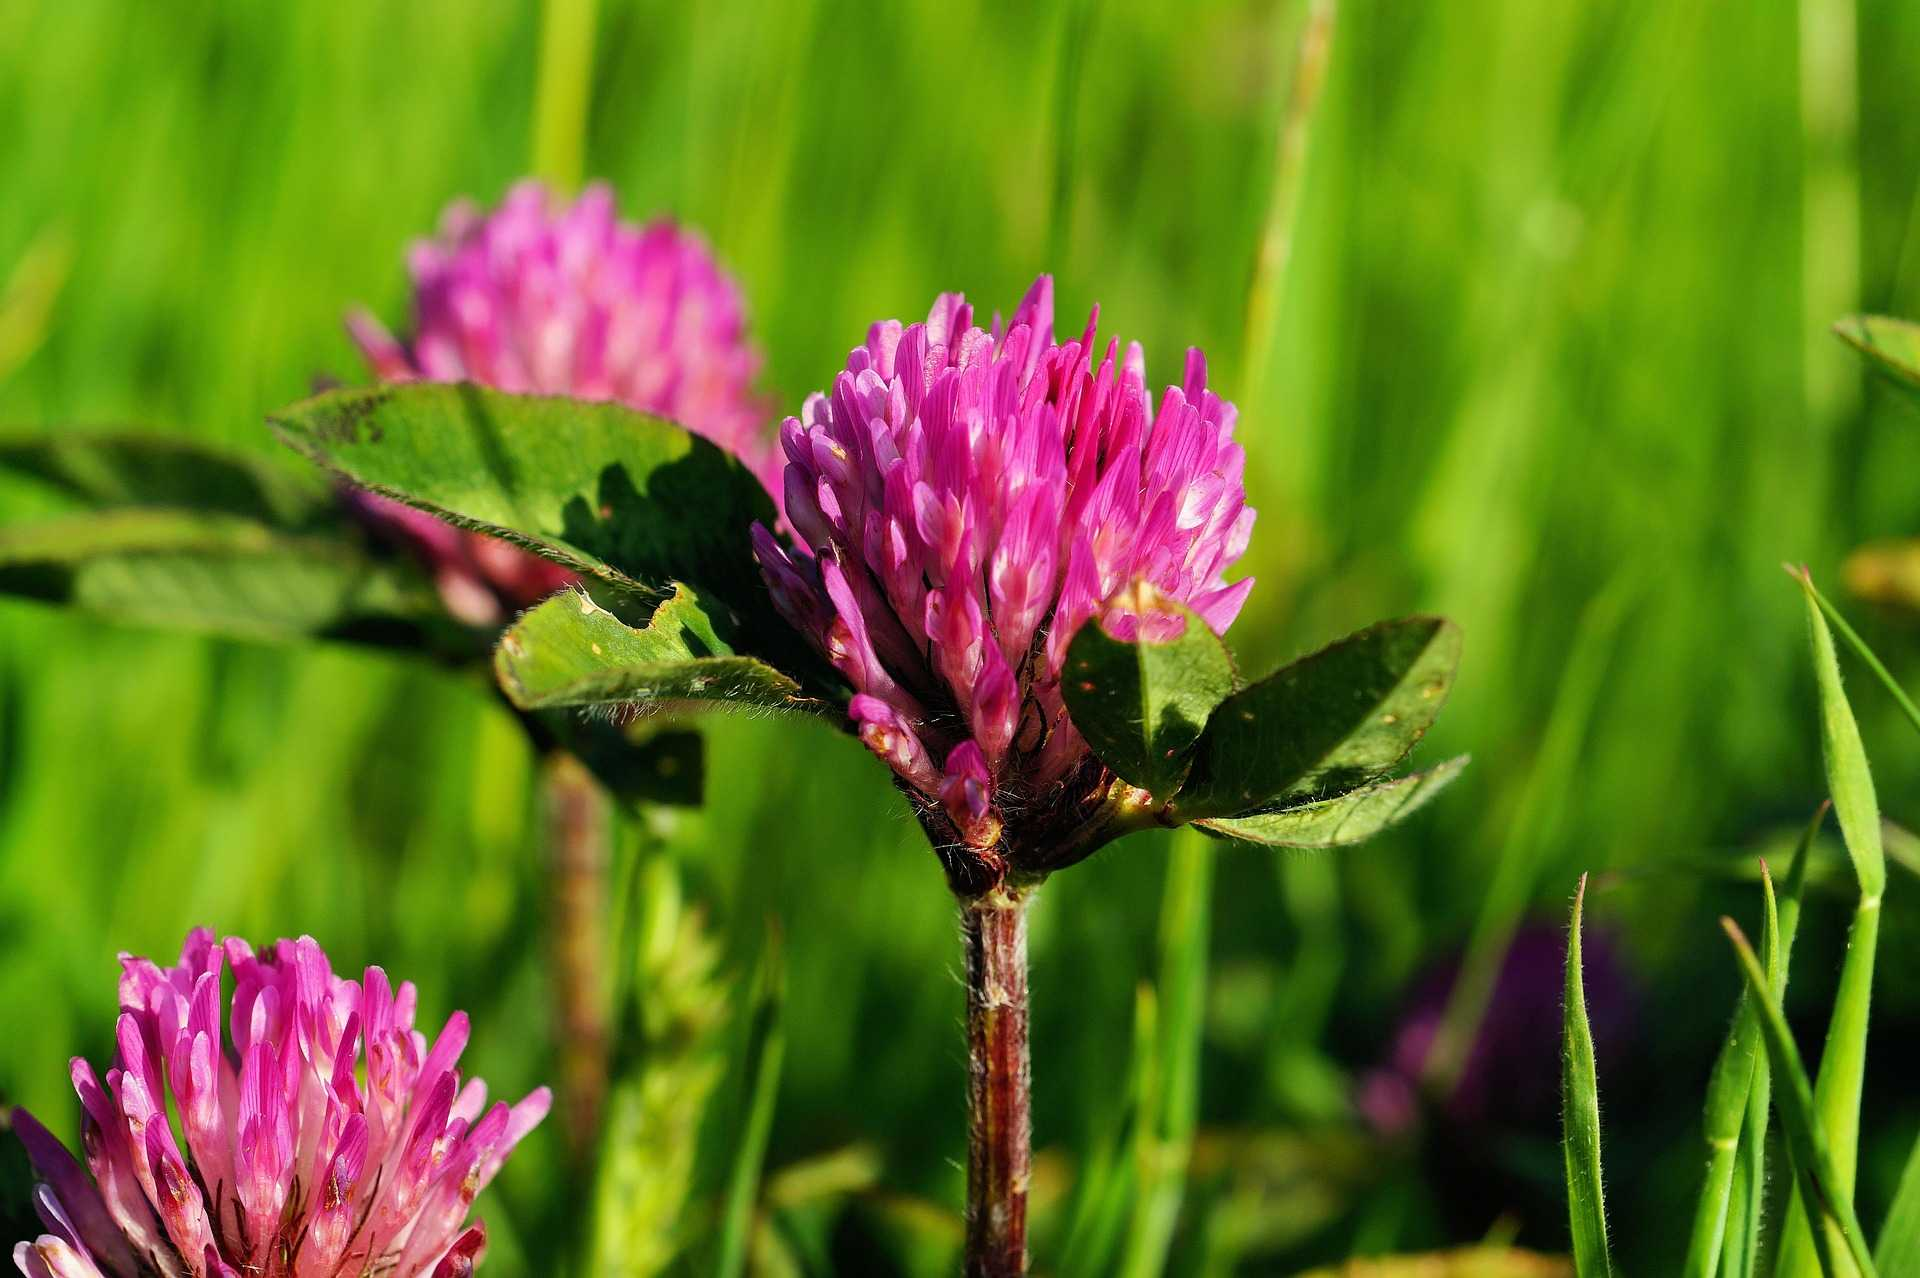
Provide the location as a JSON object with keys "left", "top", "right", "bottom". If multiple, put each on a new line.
{"left": 754, "top": 277, "right": 1253, "bottom": 879}
{"left": 347, "top": 180, "right": 776, "bottom": 623}
{"left": 10, "top": 930, "right": 547, "bottom": 1278}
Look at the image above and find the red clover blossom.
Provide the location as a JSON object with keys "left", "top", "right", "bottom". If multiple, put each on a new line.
{"left": 753, "top": 277, "right": 1254, "bottom": 878}
{"left": 10, "top": 930, "right": 548, "bottom": 1278}
{"left": 349, "top": 180, "right": 777, "bottom": 623}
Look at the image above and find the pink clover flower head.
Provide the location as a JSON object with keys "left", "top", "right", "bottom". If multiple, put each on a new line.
{"left": 10, "top": 928, "right": 549, "bottom": 1278}
{"left": 753, "top": 276, "right": 1255, "bottom": 886}
{"left": 348, "top": 179, "right": 778, "bottom": 624}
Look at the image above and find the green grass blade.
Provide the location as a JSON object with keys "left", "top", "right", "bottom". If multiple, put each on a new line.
{"left": 1834, "top": 314, "right": 1920, "bottom": 399}
{"left": 1721, "top": 919, "right": 1876, "bottom": 1277}
{"left": 1117, "top": 829, "right": 1213, "bottom": 1277}
{"left": 1686, "top": 812, "right": 1822, "bottom": 1278}
{"left": 1723, "top": 811, "right": 1820, "bottom": 1278}
{"left": 531, "top": 0, "right": 599, "bottom": 190}
{"left": 1682, "top": 891, "right": 1774, "bottom": 1276}
{"left": 1426, "top": 571, "right": 1634, "bottom": 1095}
{"left": 1721, "top": 1131, "right": 1759, "bottom": 1278}
{"left": 1798, "top": 569, "right": 1920, "bottom": 743}
{"left": 1044, "top": 0, "right": 1095, "bottom": 269}
{"left": 1876, "top": 1135, "right": 1920, "bottom": 1271}
{"left": 0, "top": 227, "right": 70, "bottom": 385}
{"left": 1777, "top": 897, "right": 1883, "bottom": 1278}
{"left": 1562, "top": 874, "right": 1612, "bottom": 1278}
{"left": 586, "top": 856, "right": 729, "bottom": 1277}
{"left": 1778, "top": 574, "right": 1887, "bottom": 1278}
{"left": 1795, "top": 568, "right": 1887, "bottom": 899}
{"left": 1057, "top": 983, "right": 1156, "bottom": 1278}
{"left": 713, "top": 928, "right": 787, "bottom": 1278}
{"left": 1241, "top": 0, "right": 1337, "bottom": 410}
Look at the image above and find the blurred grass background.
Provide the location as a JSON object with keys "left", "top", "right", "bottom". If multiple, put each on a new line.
{"left": 5, "top": 0, "right": 1920, "bottom": 1271}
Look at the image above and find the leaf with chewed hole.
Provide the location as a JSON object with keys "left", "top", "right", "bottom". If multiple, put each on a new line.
{"left": 495, "top": 583, "right": 810, "bottom": 716}
{"left": 1177, "top": 616, "right": 1461, "bottom": 820}
{"left": 1197, "top": 755, "right": 1467, "bottom": 848}
{"left": 1061, "top": 582, "right": 1238, "bottom": 798}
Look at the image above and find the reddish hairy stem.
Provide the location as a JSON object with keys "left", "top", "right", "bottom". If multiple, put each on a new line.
{"left": 542, "top": 752, "right": 611, "bottom": 1161}
{"left": 963, "top": 888, "right": 1033, "bottom": 1278}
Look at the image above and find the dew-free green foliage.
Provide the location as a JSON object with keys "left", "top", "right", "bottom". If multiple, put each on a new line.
{"left": 1801, "top": 571, "right": 1920, "bottom": 739}
{"left": 0, "top": 432, "right": 330, "bottom": 523}
{"left": 1197, "top": 754, "right": 1467, "bottom": 848}
{"left": 1797, "top": 573, "right": 1887, "bottom": 901}
{"left": 0, "top": 426, "right": 720, "bottom": 819}
{"left": 1060, "top": 587, "right": 1238, "bottom": 799}
{"left": 1776, "top": 576, "right": 1887, "bottom": 1278}
{"left": 1116, "top": 830, "right": 1213, "bottom": 1278}
{"left": 0, "top": 432, "right": 449, "bottom": 644}
{"left": 1724, "top": 917, "right": 1877, "bottom": 1277}
{"left": 1056, "top": 585, "right": 1459, "bottom": 850}
{"left": 711, "top": 932, "right": 786, "bottom": 1278}
{"left": 586, "top": 854, "right": 732, "bottom": 1276}
{"left": 271, "top": 382, "right": 775, "bottom": 612}
{"left": 1879, "top": 1142, "right": 1920, "bottom": 1272}
{"left": 1684, "top": 807, "right": 1818, "bottom": 1278}
{"left": 1178, "top": 617, "right": 1460, "bottom": 819}
{"left": 1561, "top": 875, "right": 1611, "bottom": 1278}
{"left": 1570, "top": 580, "right": 1920, "bottom": 1276}
{"left": 0, "top": 521, "right": 437, "bottom": 643}
{"left": 7, "top": 0, "right": 1920, "bottom": 1273}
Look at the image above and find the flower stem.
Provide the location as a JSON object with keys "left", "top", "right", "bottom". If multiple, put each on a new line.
{"left": 542, "top": 751, "right": 611, "bottom": 1162}
{"left": 963, "top": 886, "right": 1033, "bottom": 1277}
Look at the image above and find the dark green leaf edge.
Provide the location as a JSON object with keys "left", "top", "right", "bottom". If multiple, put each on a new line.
{"left": 1196, "top": 754, "right": 1467, "bottom": 847}
{"left": 269, "top": 384, "right": 663, "bottom": 599}
{"left": 1176, "top": 615, "right": 1463, "bottom": 820}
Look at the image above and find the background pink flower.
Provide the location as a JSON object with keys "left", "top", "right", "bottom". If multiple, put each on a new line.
{"left": 10, "top": 929, "right": 548, "bottom": 1278}
{"left": 348, "top": 180, "right": 779, "bottom": 624}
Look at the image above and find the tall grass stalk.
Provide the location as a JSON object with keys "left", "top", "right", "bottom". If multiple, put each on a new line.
{"left": 713, "top": 930, "right": 787, "bottom": 1278}
{"left": 1797, "top": 0, "right": 1861, "bottom": 439}
{"left": 1561, "top": 874, "right": 1612, "bottom": 1277}
{"left": 1878, "top": 1140, "right": 1920, "bottom": 1271}
{"left": 1724, "top": 916, "right": 1877, "bottom": 1277}
{"left": 1684, "top": 806, "right": 1821, "bottom": 1277}
{"left": 1117, "top": 830, "right": 1214, "bottom": 1277}
{"left": 0, "top": 227, "right": 70, "bottom": 386}
{"left": 586, "top": 853, "right": 730, "bottom": 1276}
{"left": 1045, "top": 0, "right": 1096, "bottom": 272}
{"left": 1426, "top": 573, "right": 1634, "bottom": 1094}
{"left": 532, "top": 0, "right": 599, "bottom": 191}
{"left": 1241, "top": 0, "right": 1336, "bottom": 412}
{"left": 1776, "top": 574, "right": 1886, "bottom": 1278}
